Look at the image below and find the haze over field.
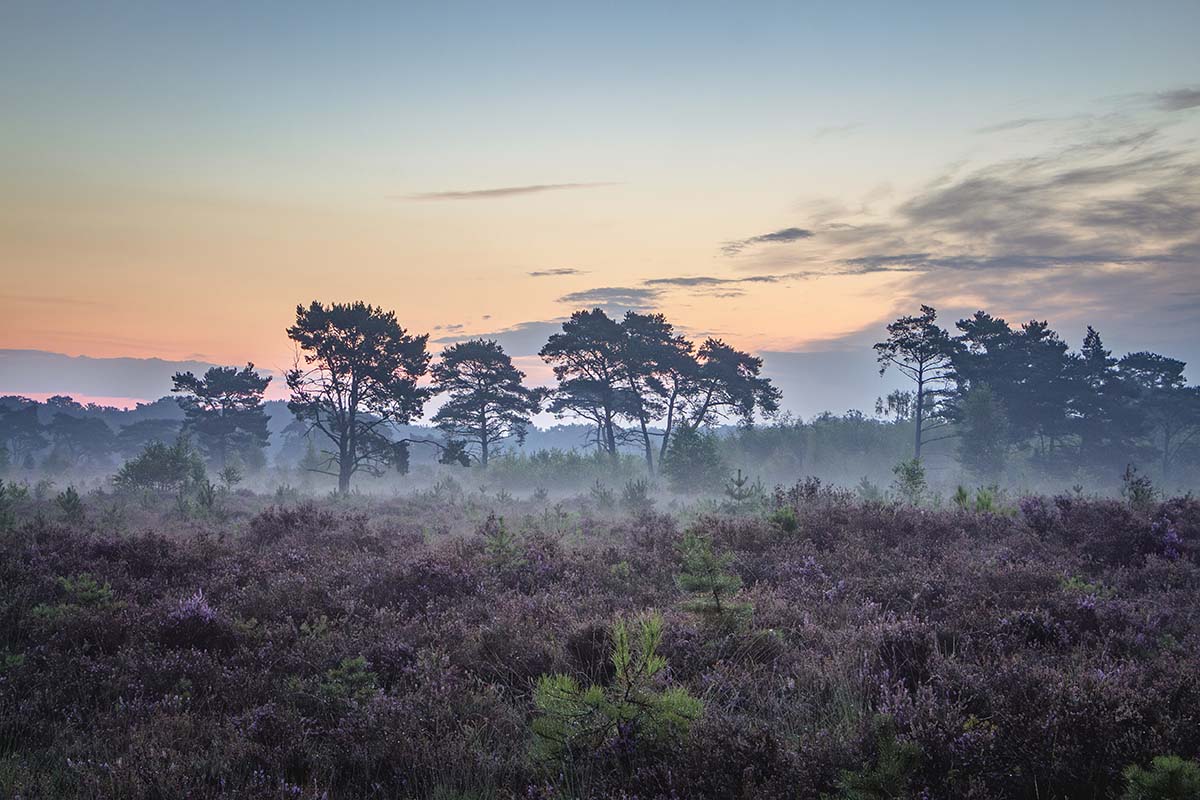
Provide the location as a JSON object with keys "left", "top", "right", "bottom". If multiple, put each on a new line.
{"left": 7, "top": 5, "right": 1200, "bottom": 799}
{"left": 3, "top": 2, "right": 1199, "bottom": 414}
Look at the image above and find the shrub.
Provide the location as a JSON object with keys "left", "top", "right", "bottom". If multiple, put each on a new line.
{"left": 769, "top": 505, "right": 799, "bottom": 534}
{"left": 0, "top": 479, "right": 27, "bottom": 530}
{"left": 1122, "top": 464, "right": 1157, "bottom": 512}
{"left": 833, "top": 717, "right": 922, "bottom": 799}
{"left": 620, "top": 478, "right": 654, "bottom": 514}
{"left": 1122, "top": 755, "right": 1200, "bottom": 800}
{"left": 891, "top": 459, "right": 927, "bottom": 506}
{"left": 54, "top": 486, "right": 85, "bottom": 524}
{"left": 478, "top": 512, "right": 525, "bottom": 569}
{"left": 318, "top": 655, "right": 378, "bottom": 706}
{"left": 662, "top": 426, "right": 726, "bottom": 493}
{"left": 531, "top": 613, "right": 701, "bottom": 770}
{"left": 676, "top": 531, "right": 748, "bottom": 623}
{"left": 113, "top": 437, "right": 205, "bottom": 493}
{"left": 247, "top": 501, "right": 337, "bottom": 545}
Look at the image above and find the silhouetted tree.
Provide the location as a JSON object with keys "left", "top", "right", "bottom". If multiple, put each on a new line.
{"left": 116, "top": 419, "right": 184, "bottom": 458}
{"left": 0, "top": 403, "right": 47, "bottom": 468}
{"left": 956, "top": 384, "right": 1009, "bottom": 481}
{"left": 172, "top": 364, "right": 271, "bottom": 470}
{"left": 874, "top": 305, "right": 956, "bottom": 460}
{"left": 431, "top": 339, "right": 545, "bottom": 467}
{"left": 1008, "top": 321, "right": 1077, "bottom": 472}
{"left": 286, "top": 301, "right": 431, "bottom": 492}
{"left": 1120, "top": 351, "right": 1200, "bottom": 481}
{"left": 47, "top": 413, "right": 115, "bottom": 468}
{"left": 620, "top": 312, "right": 693, "bottom": 472}
{"left": 540, "top": 309, "right": 634, "bottom": 460}
{"left": 1070, "top": 327, "right": 1145, "bottom": 473}
{"left": 684, "top": 339, "right": 781, "bottom": 430}
{"left": 950, "top": 312, "right": 1077, "bottom": 468}
{"left": 875, "top": 389, "right": 914, "bottom": 421}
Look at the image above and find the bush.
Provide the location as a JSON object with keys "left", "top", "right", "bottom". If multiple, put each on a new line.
{"left": 1122, "top": 755, "right": 1200, "bottom": 800}
{"left": 891, "top": 459, "right": 927, "bottom": 505}
{"left": 54, "top": 486, "right": 85, "bottom": 523}
{"left": 662, "top": 426, "right": 726, "bottom": 493}
{"left": 113, "top": 437, "right": 205, "bottom": 493}
{"left": 676, "top": 531, "right": 748, "bottom": 623}
{"left": 532, "top": 613, "right": 701, "bottom": 771}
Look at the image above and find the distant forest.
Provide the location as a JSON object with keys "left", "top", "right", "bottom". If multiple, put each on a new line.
{"left": 1, "top": 302, "right": 1198, "bottom": 494}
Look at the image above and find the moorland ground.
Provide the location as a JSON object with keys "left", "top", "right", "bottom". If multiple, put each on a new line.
{"left": 2, "top": 482, "right": 1199, "bottom": 799}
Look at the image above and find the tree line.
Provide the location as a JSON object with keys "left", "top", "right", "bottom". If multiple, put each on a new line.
{"left": 876, "top": 305, "right": 1200, "bottom": 481}
{"left": 283, "top": 301, "right": 780, "bottom": 492}
{"left": 2, "top": 300, "right": 1197, "bottom": 493}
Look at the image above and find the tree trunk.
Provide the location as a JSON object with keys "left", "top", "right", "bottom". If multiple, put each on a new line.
{"left": 637, "top": 411, "right": 654, "bottom": 473}
{"left": 479, "top": 410, "right": 489, "bottom": 468}
{"left": 604, "top": 412, "right": 618, "bottom": 462}
{"left": 913, "top": 381, "right": 924, "bottom": 461}
{"left": 659, "top": 387, "right": 679, "bottom": 461}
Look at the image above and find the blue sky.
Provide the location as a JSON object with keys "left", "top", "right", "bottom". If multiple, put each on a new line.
{"left": 2, "top": 1, "right": 1199, "bottom": 414}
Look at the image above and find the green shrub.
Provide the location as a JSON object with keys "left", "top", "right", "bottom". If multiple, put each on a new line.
{"left": 29, "top": 574, "right": 119, "bottom": 625}
{"left": 1122, "top": 755, "right": 1200, "bottom": 800}
{"left": 532, "top": 613, "right": 701, "bottom": 769}
{"left": 114, "top": 437, "right": 205, "bottom": 493}
{"left": 479, "top": 512, "right": 525, "bottom": 569}
{"left": 662, "top": 426, "right": 726, "bottom": 494}
{"left": 769, "top": 505, "right": 799, "bottom": 533}
{"left": 55, "top": 486, "right": 85, "bottom": 523}
{"left": 832, "top": 717, "right": 922, "bottom": 799}
{"left": 676, "top": 531, "right": 748, "bottom": 623}
{"left": 891, "top": 459, "right": 927, "bottom": 506}
{"left": 620, "top": 478, "right": 654, "bottom": 513}
{"left": 318, "top": 655, "right": 378, "bottom": 706}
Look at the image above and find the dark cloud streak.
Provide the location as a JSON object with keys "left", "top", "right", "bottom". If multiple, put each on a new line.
{"left": 721, "top": 226, "right": 814, "bottom": 256}
{"left": 406, "top": 182, "right": 616, "bottom": 201}
{"left": 528, "top": 268, "right": 588, "bottom": 277}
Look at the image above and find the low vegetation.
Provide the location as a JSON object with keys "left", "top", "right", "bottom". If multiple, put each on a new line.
{"left": 1, "top": 480, "right": 1198, "bottom": 798}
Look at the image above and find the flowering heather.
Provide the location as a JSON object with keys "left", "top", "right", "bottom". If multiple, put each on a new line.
{"left": 170, "top": 588, "right": 218, "bottom": 625}
{"left": 0, "top": 486, "right": 1198, "bottom": 798}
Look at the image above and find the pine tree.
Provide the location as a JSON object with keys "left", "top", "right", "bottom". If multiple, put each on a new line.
{"left": 676, "top": 531, "right": 747, "bottom": 621}
{"left": 532, "top": 613, "right": 701, "bottom": 772}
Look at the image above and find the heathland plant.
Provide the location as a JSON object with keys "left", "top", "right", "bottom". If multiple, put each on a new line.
{"left": 1121, "top": 755, "right": 1200, "bottom": 800}
{"left": 531, "top": 613, "right": 701, "bottom": 770}
{"left": 676, "top": 531, "right": 747, "bottom": 622}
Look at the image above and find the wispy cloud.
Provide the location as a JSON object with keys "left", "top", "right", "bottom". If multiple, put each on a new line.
{"left": 814, "top": 122, "right": 861, "bottom": 139}
{"left": 528, "top": 267, "right": 588, "bottom": 277}
{"left": 1154, "top": 87, "right": 1200, "bottom": 112}
{"left": 558, "top": 286, "right": 662, "bottom": 310}
{"left": 645, "top": 272, "right": 809, "bottom": 290}
{"left": 721, "top": 226, "right": 815, "bottom": 257}
{"left": 974, "top": 117, "right": 1055, "bottom": 134}
{"left": 405, "top": 182, "right": 616, "bottom": 200}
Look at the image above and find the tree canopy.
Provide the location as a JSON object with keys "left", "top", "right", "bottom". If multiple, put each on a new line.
{"left": 286, "top": 301, "right": 432, "bottom": 492}
{"left": 431, "top": 339, "right": 545, "bottom": 466}
{"left": 172, "top": 364, "right": 271, "bottom": 470}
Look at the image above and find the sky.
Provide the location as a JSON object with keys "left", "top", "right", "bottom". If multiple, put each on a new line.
{"left": 2, "top": 1, "right": 1199, "bottom": 417}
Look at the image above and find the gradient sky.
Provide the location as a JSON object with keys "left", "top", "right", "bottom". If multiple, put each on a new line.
{"left": 2, "top": 1, "right": 1199, "bottom": 413}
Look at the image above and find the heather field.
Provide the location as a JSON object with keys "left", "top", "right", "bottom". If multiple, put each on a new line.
{"left": 2, "top": 483, "right": 1199, "bottom": 799}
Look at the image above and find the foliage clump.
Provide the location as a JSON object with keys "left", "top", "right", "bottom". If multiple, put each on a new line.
{"left": 532, "top": 613, "right": 701, "bottom": 771}
{"left": 113, "top": 437, "right": 205, "bottom": 493}
{"left": 1122, "top": 755, "right": 1200, "bottom": 800}
{"left": 831, "top": 717, "right": 923, "bottom": 800}
{"left": 676, "top": 530, "right": 748, "bottom": 623}
{"left": 890, "top": 458, "right": 928, "bottom": 506}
